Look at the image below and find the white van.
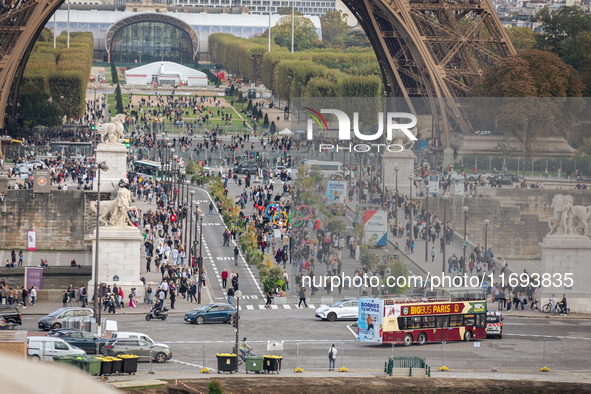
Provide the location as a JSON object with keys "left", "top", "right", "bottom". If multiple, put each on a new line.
{"left": 27, "top": 337, "right": 85, "bottom": 361}
{"left": 486, "top": 310, "right": 503, "bottom": 338}
{"left": 110, "top": 331, "right": 168, "bottom": 348}
{"left": 304, "top": 160, "right": 351, "bottom": 180}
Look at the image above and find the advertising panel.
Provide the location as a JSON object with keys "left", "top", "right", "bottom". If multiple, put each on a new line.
{"left": 325, "top": 180, "right": 347, "bottom": 208}
{"left": 429, "top": 175, "right": 439, "bottom": 196}
{"left": 357, "top": 298, "right": 384, "bottom": 343}
{"left": 362, "top": 210, "right": 388, "bottom": 246}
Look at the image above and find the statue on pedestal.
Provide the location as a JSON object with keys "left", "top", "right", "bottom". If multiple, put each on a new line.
{"left": 547, "top": 194, "right": 591, "bottom": 237}
{"left": 96, "top": 114, "right": 126, "bottom": 144}
{"left": 89, "top": 188, "right": 138, "bottom": 227}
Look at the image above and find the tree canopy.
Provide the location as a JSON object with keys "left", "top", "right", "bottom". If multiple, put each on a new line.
{"left": 320, "top": 10, "right": 349, "bottom": 44}
{"left": 276, "top": 7, "right": 303, "bottom": 15}
{"left": 273, "top": 16, "right": 318, "bottom": 51}
{"left": 505, "top": 26, "right": 538, "bottom": 52}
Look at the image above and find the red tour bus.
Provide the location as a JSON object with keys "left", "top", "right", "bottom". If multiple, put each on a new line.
{"left": 358, "top": 287, "right": 487, "bottom": 345}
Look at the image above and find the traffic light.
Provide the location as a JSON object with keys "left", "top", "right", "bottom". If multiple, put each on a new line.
{"left": 125, "top": 139, "right": 130, "bottom": 148}
{"left": 90, "top": 125, "right": 96, "bottom": 131}
{"left": 256, "top": 153, "right": 260, "bottom": 159}
{"left": 232, "top": 312, "right": 238, "bottom": 328}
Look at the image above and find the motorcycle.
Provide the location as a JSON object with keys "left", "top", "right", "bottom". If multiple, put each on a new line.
{"left": 146, "top": 306, "right": 169, "bottom": 321}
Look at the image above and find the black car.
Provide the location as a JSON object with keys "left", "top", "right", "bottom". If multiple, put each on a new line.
{"left": 0, "top": 305, "right": 22, "bottom": 326}
{"left": 47, "top": 328, "right": 108, "bottom": 354}
{"left": 488, "top": 175, "right": 516, "bottom": 186}
{"left": 234, "top": 161, "right": 263, "bottom": 176}
{"left": 184, "top": 303, "right": 237, "bottom": 325}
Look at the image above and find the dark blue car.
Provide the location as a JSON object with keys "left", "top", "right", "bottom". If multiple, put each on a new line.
{"left": 184, "top": 303, "right": 237, "bottom": 325}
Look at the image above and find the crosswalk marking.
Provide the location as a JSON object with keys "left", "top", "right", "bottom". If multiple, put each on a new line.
{"left": 283, "top": 305, "right": 291, "bottom": 309}
{"left": 258, "top": 305, "right": 265, "bottom": 309}
{"left": 270, "top": 305, "right": 278, "bottom": 309}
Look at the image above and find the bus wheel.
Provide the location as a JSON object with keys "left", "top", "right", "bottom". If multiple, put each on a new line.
{"left": 403, "top": 334, "right": 413, "bottom": 347}
{"left": 464, "top": 331, "right": 472, "bottom": 341}
{"left": 417, "top": 333, "right": 427, "bottom": 345}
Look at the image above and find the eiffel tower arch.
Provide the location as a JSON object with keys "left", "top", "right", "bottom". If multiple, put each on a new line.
{"left": 341, "top": 0, "right": 516, "bottom": 151}
{"left": 0, "top": 0, "right": 66, "bottom": 130}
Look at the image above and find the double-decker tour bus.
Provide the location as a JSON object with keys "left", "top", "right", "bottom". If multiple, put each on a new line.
{"left": 358, "top": 287, "right": 487, "bottom": 346}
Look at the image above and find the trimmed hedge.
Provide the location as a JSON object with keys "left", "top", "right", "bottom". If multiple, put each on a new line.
{"left": 48, "top": 70, "right": 86, "bottom": 120}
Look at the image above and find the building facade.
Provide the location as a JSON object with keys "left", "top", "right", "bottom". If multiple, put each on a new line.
{"left": 48, "top": 5, "right": 322, "bottom": 62}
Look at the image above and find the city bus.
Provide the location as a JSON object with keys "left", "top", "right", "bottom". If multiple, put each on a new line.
{"left": 358, "top": 287, "right": 487, "bottom": 345}
{"left": 132, "top": 160, "right": 163, "bottom": 180}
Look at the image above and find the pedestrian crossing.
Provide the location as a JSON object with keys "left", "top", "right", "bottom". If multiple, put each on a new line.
{"left": 234, "top": 304, "right": 320, "bottom": 310}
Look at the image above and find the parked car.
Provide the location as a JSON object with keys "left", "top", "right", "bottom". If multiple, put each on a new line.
{"left": 103, "top": 338, "right": 172, "bottom": 363}
{"left": 110, "top": 331, "right": 166, "bottom": 347}
{"left": 315, "top": 300, "right": 359, "bottom": 322}
{"left": 184, "top": 303, "right": 237, "bottom": 325}
{"left": 27, "top": 337, "right": 85, "bottom": 361}
{"left": 488, "top": 175, "right": 516, "bottom": 186}
{"left": 272, "top": 166, "right": 292, "bottom": 177}
{"left": 572, "top": 176, "right": 591, "bottom": 182}
{"left": 38, "top": 307, "right": 93, "bottom": 330}
{"left": 0, "top": 305, "right": 22, "bottom": 326}
{"left": 47, "top": 328, "right": 108, "bottom": 354}
{"left": 486, "top": 310, "right": 503, "bottom": 338}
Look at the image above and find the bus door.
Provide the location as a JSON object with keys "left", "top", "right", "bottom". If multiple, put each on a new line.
{"left": 435, "top": 315, "right": 449, "bottom": 342}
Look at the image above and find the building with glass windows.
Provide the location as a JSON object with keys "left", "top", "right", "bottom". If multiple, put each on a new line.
{"left": 48, "top": 5, "right": 322, "bottom": 62}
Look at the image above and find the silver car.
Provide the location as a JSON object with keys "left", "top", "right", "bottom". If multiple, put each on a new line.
{"left": 103, "top": 338, "right": 172, "bottom": 363}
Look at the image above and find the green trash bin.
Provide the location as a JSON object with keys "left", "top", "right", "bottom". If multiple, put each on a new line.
{"left": 118, "top": 354, "right": 139, "bottom": 375}
{"left": 53, "top": 355, "right": 75, "bottom": 365}
{"left": 83, "top": 357, "right": 102, "bottom": 376}
{"left": 245, "top": 356, "right": 264, "bottom": 374}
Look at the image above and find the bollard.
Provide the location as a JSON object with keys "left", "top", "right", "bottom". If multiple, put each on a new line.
{"left": 391, "top": 341, "right": 395, "bottom": 358}
{"left": 442, "top": 342, "right": 445, "bottom": 367}
{"left": 296, "top": 343, "right": 300, "bottom": 369}
{"left": 149, "top": 348, "right": 154, "bottom": 374}
{"left": 96, "top": 342, "right": 99, "bottom": 356}
{"left": 257, "top": 342, "right": 260, "bottom": 356}
{"left": 491, "top": 342, "right": 497, "bottom": 372}
{"left": 341, "top": 342, "right": 344, "bottom": 369}
{"left": 543, "top": 341, "right": 546, "bottom": 366}
{"left": 203, "top": 343, "right": 206, "bottom": 368}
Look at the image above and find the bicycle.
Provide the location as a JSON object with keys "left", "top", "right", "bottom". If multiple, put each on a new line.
{"left": 236, "top": 348, "right": 252, "bottom": 366}
{"left": 541, "top": 299, "right": 570, "bottom": 315}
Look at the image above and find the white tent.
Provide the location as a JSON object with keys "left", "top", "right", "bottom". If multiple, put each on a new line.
{"left": 278, "top": 128, "right": 292, "bottom": 136}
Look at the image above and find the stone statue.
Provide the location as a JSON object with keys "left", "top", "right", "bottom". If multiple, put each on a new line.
{"left": 96, "top": 114, "right": 126, "bottom": 144}
{"left": 89, "top": 188, "right": 138, "bottom": 227}
{"left": 571, "top": 204, "right": 591, "bottom": 236}
{"left": 547, "top": 194, "right": 576, "bottom": 236}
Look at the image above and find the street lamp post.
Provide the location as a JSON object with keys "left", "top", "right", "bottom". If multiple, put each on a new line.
{"left": 394, "top": 166, "right": 399, "bottom": 208}
{"left": 484, "top": 219, "right": 490, "bottom": 267}
{"left": 462, "top": 206, "right": 469, "bottom": 274}
{"left": 187, "top": 190, "right": 195, "bottom": 267}
{"left": 198, "top": 212, "right": 205, "bottom": 303}
{"left": 91, "top": 161, "right": 108, "bottom": 336}
{"left": 409, "top": 175, "right": 414, "bottom": 244}
{"left": 442, "top": 194, "right": 449, "bottom": 274}
{"left": 425, "top": 192, "right": 429, "bottom": 262}
{"left": 233, "top": 290, "right": 242, "bottom": 355}
{"left": 523, "top": 119, "right": 527, "bottom": 181}
{"left": 172, "top": 153, "right": 177, "bottom": 208}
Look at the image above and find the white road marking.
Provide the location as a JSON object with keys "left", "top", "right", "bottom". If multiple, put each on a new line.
{"left": 346, "top": 325, "right": 357, "bottom": 339}
{"left": 170, "top": 359, "right": 216, "bottom": 371}
{"left": 270, "top": 305, "right": 278, "bottom": 309}
{"left": 283, "top": 305, "right": 291, "bottom": 309}
{"left": 246, "top": 305, "right": 254, "bottom": 310}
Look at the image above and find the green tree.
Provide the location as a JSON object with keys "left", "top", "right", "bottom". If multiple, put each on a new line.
{"left": 247, "top": 99, "right": 253, "bottom": 111}
{"left": 263, "top": 113, "right": 269, "bottom": 125}
{"left": 273, "top": 16, "right": 319, "bottom": 52}
{"left": 559, "top": 31, "right": 591, "bottom": 73}
{"left": 115, "top": 84, "right": 124, "bottom": 114}
{"left": 277, "top": 7, "right": 303, "bottom": 15}
{"left": 343, "top": 30, "right": 371, "bottom": 49}
{"left": 534, "top": 6, "right": 591, "bottom": 55}
{"left": 185, "top": 159, "right": 197, "bottom": 175}
{"left": 320, "top": 10, "right": 349, "bottom": 44}
{"left": 505, "top": 26, "right": 538, "bottom": 52}
{"left": 270, "top": 120, "right": 276, "bottom": 134}
{"left": 17, "top": 82, "right": 63, "bottom": 128}
{"left": 110, "top": 59, "right": 119, "bottom": 85}
{"left": 383, "top": 259, "right": 409, "bottom": 295}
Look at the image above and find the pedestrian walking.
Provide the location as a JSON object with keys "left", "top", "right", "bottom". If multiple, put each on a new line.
{"left": 221, "top": 269, "right": 228, "bottom": 288}
{"left": 298, "top": 287, "right": 307, "bottom": 308}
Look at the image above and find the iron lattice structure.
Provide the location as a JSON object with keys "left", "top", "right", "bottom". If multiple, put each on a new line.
{"left": 342, "top": 0, "right": 516, "bottom": 150}
{"left": 0, "top": 0, "right": 65, "bottom": 130}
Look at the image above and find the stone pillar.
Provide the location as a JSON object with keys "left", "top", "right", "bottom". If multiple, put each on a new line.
{"left": 88, "top": 226, "right": 145, "bottom": 303}
{"left": 540, "top": 236, "right": 591, "bottom": 314}
{"left": 382, "top": 149, "right": 415, "bottom": 194}
{"left": 94, "top": 143, "right": 127, "bottom": 193}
